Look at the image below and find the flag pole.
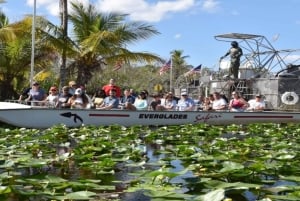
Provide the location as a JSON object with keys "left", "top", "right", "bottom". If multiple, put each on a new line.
{"left": 30, "top": 0, "right": 36, "bottom": 86}
{"left": 169, "top": 57, "right": 173, "bottom": 92}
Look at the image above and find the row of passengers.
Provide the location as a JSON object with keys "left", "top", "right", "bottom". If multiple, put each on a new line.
{"left": 36, "top": 85, "right": 89, "bottom": 109}
{"left": 93, "top": 88, "right": 196, "bottom": 111}
{"left": 150, "top": 91, "right": 195, "bottom": 111}
{"left": 202, "top": 91, "right": 265, "bottom": 112}
{"left": 18, "top": 81, "right": 89, "bottom": 109}
{"left": 70, "top": 89, "right": 265, "bottom": 111}
{"left": 93, "top": 89, "right": 148, "bottom": 110}
{"left": 18, "top": 80, "right": 81, "bottom": 104}
{"left": 18, "top": 80, "right": 137, "bottom": 109}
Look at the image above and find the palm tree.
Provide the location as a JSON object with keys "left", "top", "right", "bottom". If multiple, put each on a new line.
{"left": 0, "top": 9, "right": 15, "bottom": 42}
{"left": 0, "top": 15, "right": 57, "bottom": 100}
{"left": 163, "top": 50, "right": 190, "bottom": 91}
{"left": 63, "top": 2, "right": 162, "bottom": 86}
{"left": 171, "top": 50, "right": 190, "bottom": 79}
{"left": 59, "top": 0, "right": 68, "bottom": 88}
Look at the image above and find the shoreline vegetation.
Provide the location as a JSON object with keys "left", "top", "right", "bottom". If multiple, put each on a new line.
{"left": 0, "top": 123, "right": 299, "bottom": 200}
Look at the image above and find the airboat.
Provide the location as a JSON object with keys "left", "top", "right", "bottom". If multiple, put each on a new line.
{"left": 175, "top": 33, "right": 300, "bottom": 111}
{"left": 1, "top": 33, "right": 300, "bottom": 129}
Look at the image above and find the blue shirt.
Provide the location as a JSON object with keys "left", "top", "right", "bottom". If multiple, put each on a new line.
{"left": 120, "top": 95, "right": 135, "bottom": 104}
{"left": 177, "top": 98, "right": 195, "bottom": 111}
{"left": 29, "top": 88, "right": 46, "bottom": 101}
{"left": 103, "top": 96, "right": 119, "bottom": 109}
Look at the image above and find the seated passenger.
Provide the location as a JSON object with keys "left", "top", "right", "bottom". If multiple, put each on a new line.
{"left": 25, "top": 81, "right": 47, "bottom": 106}
{"left": 68, "top": 88, "right": 89, "bottom": 109}
{"left": 157, "top": 92, "right": 177, "bottom": 111}
{"left": 246, "top": 94, "right": 266, "bottom": 111}
{"left": 212, "top": 92, "right": 227, "bottom": 111}
{"left": 98, "top": 89, "right": 119, "bottom": 110}
{"left": 56, "top": 86, "right": 72, "bottom": 108}
{"left": 45, "top": 86, "right": 59, "bottom": 107}
{"left": 68, "top": 80, "right": 77, "bottom": 95}
{"left": 150, "top": 93, "right": 161, "bottom": 110}
{"left": 92, "top": 89, "right": 106, "bottom": 108}
{"left": 228, "top": 91, "right": 248, "bottom": 112}
{"left": 120, "top": 89, "right": 135, "bottom": 109}
{"left": 177, "top": 92, "right": 195, "bottom": 111}
{"left": 202, "top": 96, "right": 213, "bottom": 111}
{"left": 18, "top": 87, "right": 31, "bottom": 104}
{"left": 126, "top": 91, "right": 148, "bottom": 110}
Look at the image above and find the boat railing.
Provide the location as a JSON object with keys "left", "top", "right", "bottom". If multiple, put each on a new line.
{"left": 5, "top": 100, "right": 57, "bottom": 108}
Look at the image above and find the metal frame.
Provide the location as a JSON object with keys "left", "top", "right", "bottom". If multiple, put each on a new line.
{"left": 215, "top": 33, "right": 300, "bottom": 73}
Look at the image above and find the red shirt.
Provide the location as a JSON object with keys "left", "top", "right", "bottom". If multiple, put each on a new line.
{"left": 102, "top": 84, "right": 121, "bottom": 97}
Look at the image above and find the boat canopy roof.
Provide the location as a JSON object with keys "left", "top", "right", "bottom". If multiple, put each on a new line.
{"left": 214, "top": 33, "right": 264, "bottom": 40}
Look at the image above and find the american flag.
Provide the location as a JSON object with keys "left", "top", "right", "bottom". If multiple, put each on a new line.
{"left": 113, "top": 60, "right": 123, "bottom": 71}
{"left": 159, "top": 59, "right": 172, "bottom": 75}
{"left": 184, "top": 64, "right": 202, "bottom": 76}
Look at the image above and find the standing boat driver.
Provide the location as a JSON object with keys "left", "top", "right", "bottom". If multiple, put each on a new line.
{"left": 220, "top": 41, "right": 243, "bottom": 79}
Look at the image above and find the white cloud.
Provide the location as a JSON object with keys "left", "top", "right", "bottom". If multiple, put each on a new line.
{"left": 285, "top": 54, "right": 300, "bottom": 63}
{"left": 174, "top": 34, "right": 182, "bottom": 39}
{"left": 24, "top": 0, "right": 203, "bottom": 22}
{"left": 201, "top": 0, "right": 220, "bottom": 13}
{"left": 96, "top": 0, "right": 197, "bottom": 22}
{"left": 26, "top": 0, "right": 90, "bottom": 17}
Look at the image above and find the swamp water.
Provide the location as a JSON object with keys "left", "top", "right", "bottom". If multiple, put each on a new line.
{"left": 0, "top": 123, "right": 299, "bottom": 200}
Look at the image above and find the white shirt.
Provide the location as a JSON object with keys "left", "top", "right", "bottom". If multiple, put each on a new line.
{"left": 248, "top": 99, "right": 265, "bottom": 110}
{"left": 46, "top": 94, "right": 58, "bottom": 104}
{"left": 212, "top": 98, "right": 227, "bottom": 110}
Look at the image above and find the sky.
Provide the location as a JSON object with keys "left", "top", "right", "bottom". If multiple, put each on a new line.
{"left": 1, "top": 0, "right": 300, "bottom": 70}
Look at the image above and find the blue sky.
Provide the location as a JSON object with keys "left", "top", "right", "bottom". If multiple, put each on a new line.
{"left": 1, "top": 0, "right": 300, "bottom": 70}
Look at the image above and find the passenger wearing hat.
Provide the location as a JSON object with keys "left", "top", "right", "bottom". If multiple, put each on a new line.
{"left": 246, "top": 94, "right": 266, "bottom": 111}
{"left": 67, "top": 88, "right": 89, "bottom": 109}
{"left": 25, "top": 81, "right": 47, "bottom": 106}
{"left": 177, "top": 92, "right": 195, "bottom": 111}
{"left": 45, "top": 86, "right": 59, "bottom": 106}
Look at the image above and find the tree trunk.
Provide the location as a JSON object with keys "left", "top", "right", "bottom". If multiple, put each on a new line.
{"left": 59, "top": 0, "right": 68, "bottom": 90}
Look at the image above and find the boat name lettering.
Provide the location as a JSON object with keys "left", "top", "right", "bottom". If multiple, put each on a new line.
{"left": 194, "top": 113, "right": 222, "bottom": 123}
{"left": 139, "top": 113, "right": 187, "bottom": 119}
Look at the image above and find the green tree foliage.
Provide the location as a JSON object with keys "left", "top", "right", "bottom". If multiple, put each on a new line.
{"left": 59, "top": 2, "right": 162, "bottom": 86}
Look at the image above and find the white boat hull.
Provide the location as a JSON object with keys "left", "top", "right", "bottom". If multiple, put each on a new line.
{"left": 0, "top": 102, "right": 299, "bottom": 128}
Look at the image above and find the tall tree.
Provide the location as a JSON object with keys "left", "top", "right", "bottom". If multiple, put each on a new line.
{"left": 65, "top": 2, "right": 162, "bottom": 86}
{"left": 0, "top": 16, "right": 57, "bottom": 100}
{"left": 170, "top": 50, "right": 190, "bottom": 87}
{"left": 59, "top": 0, "right": 68, "bottom": 88}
